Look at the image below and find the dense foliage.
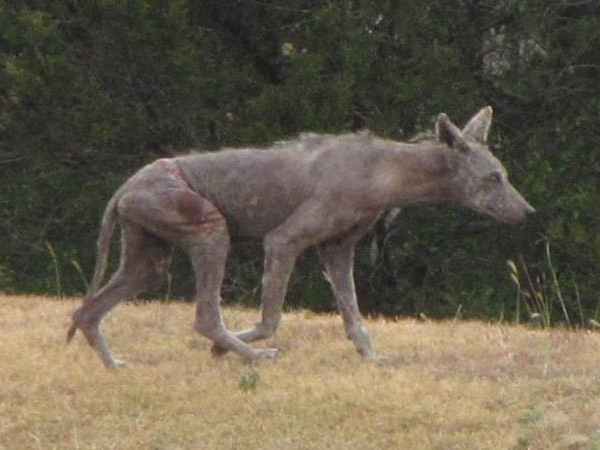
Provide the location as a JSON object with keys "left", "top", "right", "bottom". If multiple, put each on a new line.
{"left": 1, "top": 0, "right": 599, "bottom": 324}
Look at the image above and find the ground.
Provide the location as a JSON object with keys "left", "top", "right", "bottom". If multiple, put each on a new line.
{"left": 1, "top": 295, "right": 599, "bottom": 450}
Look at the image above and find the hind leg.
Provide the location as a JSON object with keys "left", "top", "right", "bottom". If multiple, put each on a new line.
{"left": 113, "top": 171, "right": 278, "bottom": 363}
{"left": 166, "top": 191, "right": 280, "bottom": 361}
{"left": 189, "top": 234, "right": 278, "bottom": 362}
{"left": 72, "top": 221, "right": 170, "bottom": 368}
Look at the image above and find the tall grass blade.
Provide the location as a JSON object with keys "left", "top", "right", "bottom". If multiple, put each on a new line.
{"left": 544, "top": 238, "right": 571, "bottom": 328}
{"left": 507, "top": 259, "right": 521, "bottom": 324}
{"left": 45, "top": 240, "right": 62, "bottom": 299}
{"left": 70, "top": 259, "right": 89, "bottom": 292}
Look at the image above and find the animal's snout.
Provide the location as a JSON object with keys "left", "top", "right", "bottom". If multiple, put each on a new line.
{"left": 516, "top": 202, "right": 535, "bottom": 224}
{"left": 524, "top": 202, "right": 535, "bottom": 218}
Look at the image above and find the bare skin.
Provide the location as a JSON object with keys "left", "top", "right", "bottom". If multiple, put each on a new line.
{"left": 67, "top": 107, "right": 535, "bottom": 369}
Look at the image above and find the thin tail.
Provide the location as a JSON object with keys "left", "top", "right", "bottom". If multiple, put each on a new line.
{"left": 67, "top": 192, "right": 120, "bottom": 343}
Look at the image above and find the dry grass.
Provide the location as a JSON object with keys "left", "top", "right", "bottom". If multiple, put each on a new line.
{"left": 1, "top": 295, "right": 600, "bottom": 450}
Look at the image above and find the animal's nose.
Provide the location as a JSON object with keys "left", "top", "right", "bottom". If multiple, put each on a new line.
{"left": 525, "top": 203, "right": 536, "bottom": 217}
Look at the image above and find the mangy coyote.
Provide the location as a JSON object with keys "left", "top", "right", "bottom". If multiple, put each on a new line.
{"left": 67, "top": 106, "right": 534, "bottom": 368}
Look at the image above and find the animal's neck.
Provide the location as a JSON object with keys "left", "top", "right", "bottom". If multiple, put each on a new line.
{"left": 378, "top": 142, "right": 454, "bottom": 207}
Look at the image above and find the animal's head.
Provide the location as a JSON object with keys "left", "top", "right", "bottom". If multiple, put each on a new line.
{"left": 437, "top": 106, "right": 535, "bottom": 224}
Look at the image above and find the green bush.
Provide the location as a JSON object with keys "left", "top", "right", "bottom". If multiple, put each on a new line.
{"left": 1, "top": 0, "right": 598, "bottom": 325}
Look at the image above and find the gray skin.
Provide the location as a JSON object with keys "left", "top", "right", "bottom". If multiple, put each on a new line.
{"left": 67, "top": 106, "right": 535, "bottom": 369}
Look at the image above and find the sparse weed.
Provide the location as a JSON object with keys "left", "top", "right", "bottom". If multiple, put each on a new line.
{"left": 589, "top": 432, "right": 600, "bottom": 450}
{"left": 238, "top": 368, "right": 260, "bottom": 393}
{"left": 513, "top": 435, "right": 533, "bottom": 450}
{"left": 519, "top": 405, "right": 544, "bottom": 425}
{"left": 508, "top": 236, "right": 585, "bottom": 329}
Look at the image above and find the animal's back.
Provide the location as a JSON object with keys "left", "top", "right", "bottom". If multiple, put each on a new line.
{"left": 174, "top": 135, "right": 328, "bottom": 239}
{"left": 173, "top": 132, "right": 391, "bottom": 239}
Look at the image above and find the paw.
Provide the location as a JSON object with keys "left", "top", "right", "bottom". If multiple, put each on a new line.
{"left": 105, "top": 358, "right": 129, "bottom": 370}
{"left": 258, "top": 347, "right": 280, "bottom": 360}
{"left": 247, "top": 347, "right": 279, "bottom": 364}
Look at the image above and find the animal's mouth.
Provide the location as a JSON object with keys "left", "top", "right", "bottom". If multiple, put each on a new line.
{"left": 491, "top": 207, "right": 534, "bottom": 225}
{"left": 498, "top": 214, "right": 526, "bottom": 225}
{"left": 472, "top": 204, "right": 529, "bottom": 225}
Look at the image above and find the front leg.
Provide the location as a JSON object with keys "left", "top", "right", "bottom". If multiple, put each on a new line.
{"left": 317, "top": 217, "right": 381, "bottom": 358}
{"left": 318, "top": 238, "right": 374, "bottom": 359}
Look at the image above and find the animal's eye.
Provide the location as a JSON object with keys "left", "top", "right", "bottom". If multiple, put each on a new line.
{"left": 490, "top": 170, "right": 503, "bottom": 183}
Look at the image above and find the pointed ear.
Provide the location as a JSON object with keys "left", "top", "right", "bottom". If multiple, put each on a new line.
{"left": 462, "top": 106, "right": 493, "bottom": 142}
{"left": 436, "top": 113, "right": 470, "bottom": 152}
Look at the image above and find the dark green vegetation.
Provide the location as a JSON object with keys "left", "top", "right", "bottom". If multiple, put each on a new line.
{"left": 1, "top": 1, "right": 599, "bottom": 324}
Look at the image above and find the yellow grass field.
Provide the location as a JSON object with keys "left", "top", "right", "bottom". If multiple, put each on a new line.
{"left": 1, "top": 294, "right": 599, "bottom": 450}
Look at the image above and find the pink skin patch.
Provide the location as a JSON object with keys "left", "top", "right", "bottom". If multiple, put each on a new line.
{"left": 152, "top": 158, "right": 224, "bottom": 233}
{"left": 155, "top": 158, "right": 184, "bottom": 181}
{"left": 175, "top": 187, "right": 224, "bottom": 234}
